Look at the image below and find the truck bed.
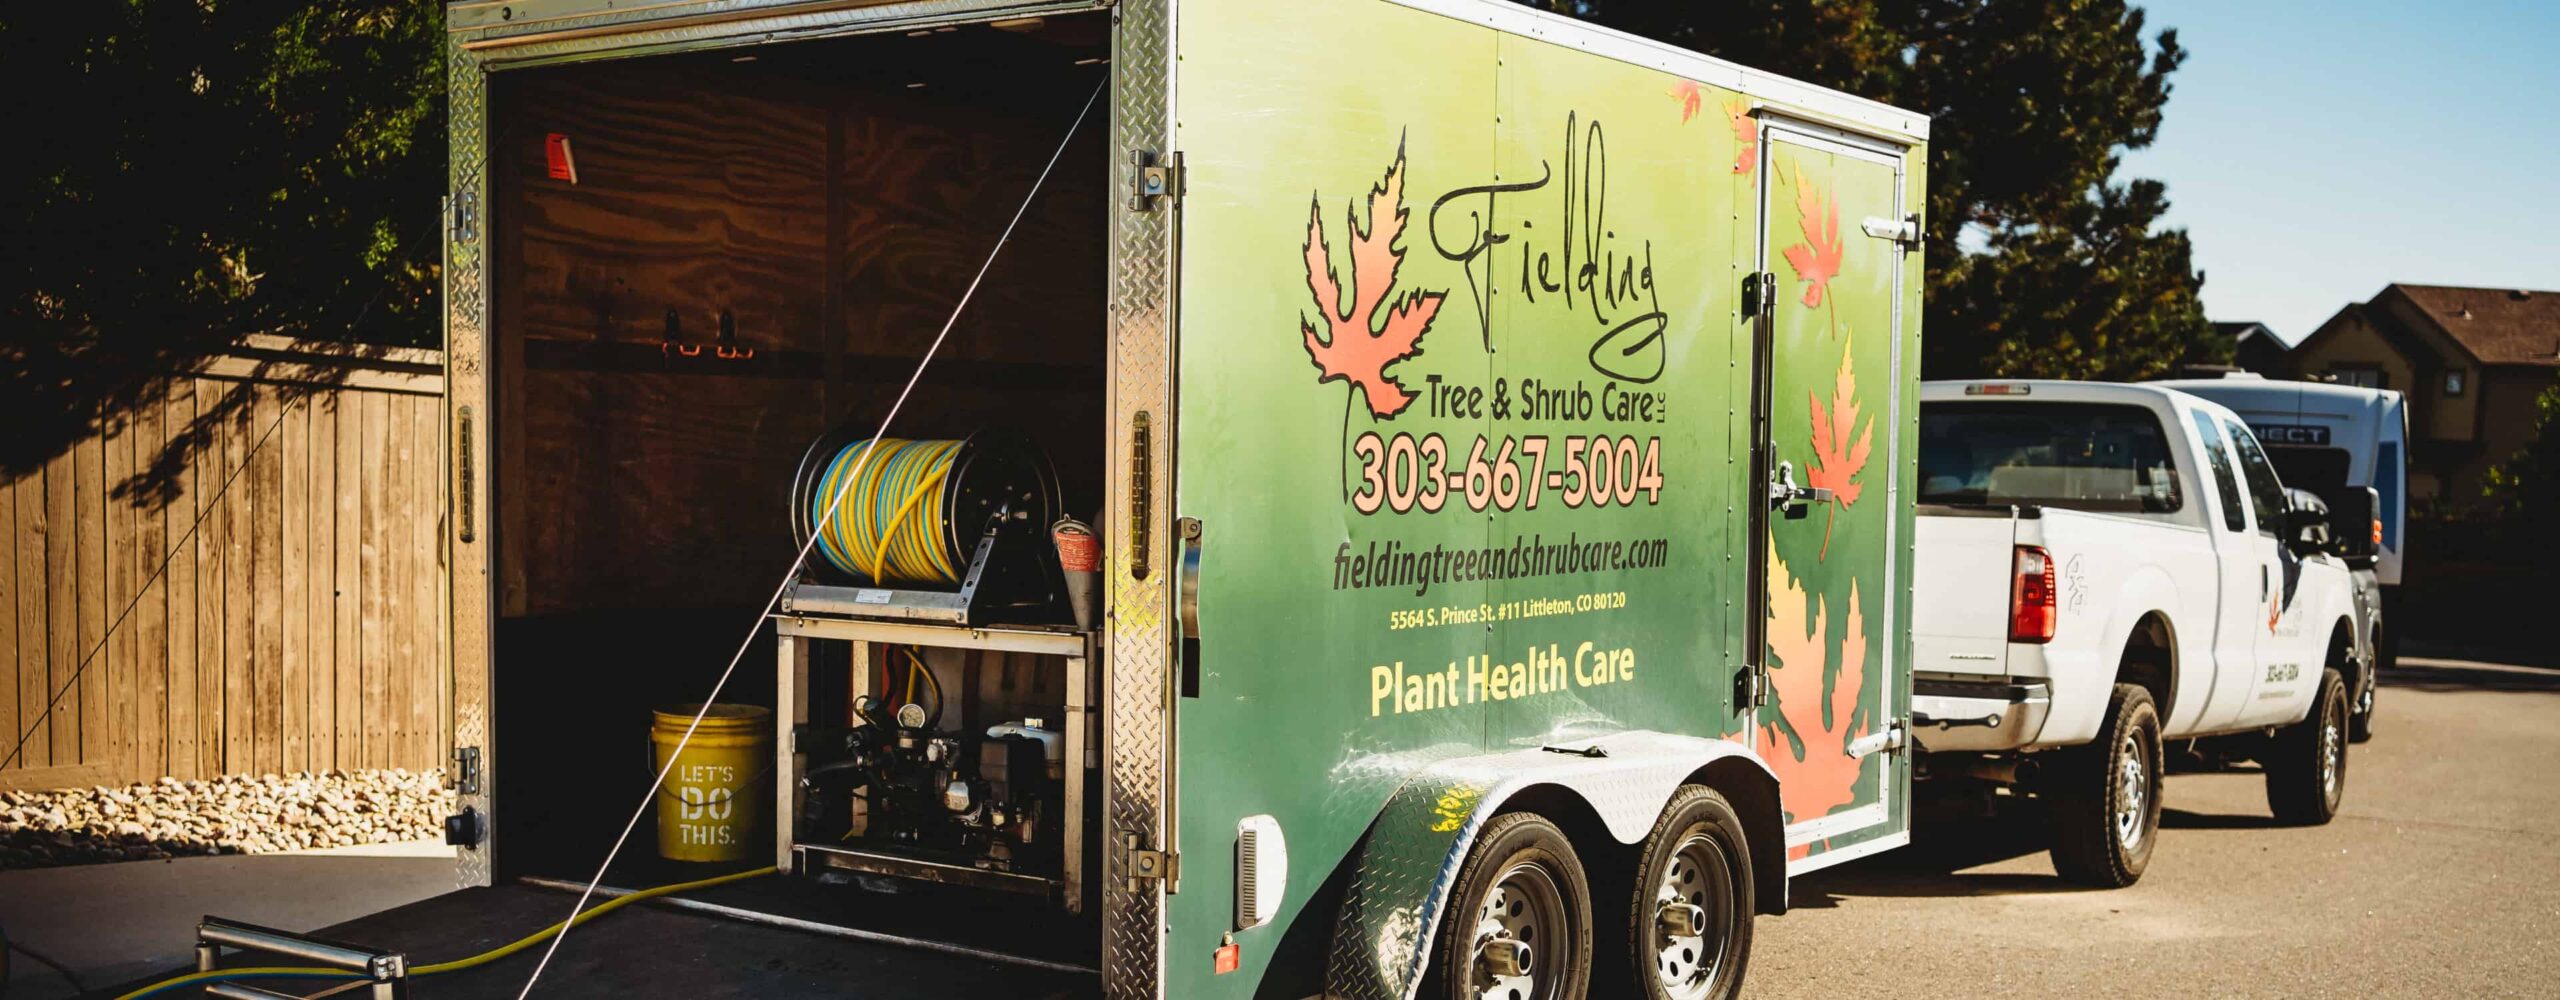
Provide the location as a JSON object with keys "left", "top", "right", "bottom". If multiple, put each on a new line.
{"left": 97, "top": 879, "right": 1098, "bottom": 1000}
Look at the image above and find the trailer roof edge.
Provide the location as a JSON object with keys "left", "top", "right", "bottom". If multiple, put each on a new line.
{"left": 1375, "top": 0, "right": 1930, "bottom": 143}
{"left": 445, "top": 0, "right": 1929, "bottom": 143}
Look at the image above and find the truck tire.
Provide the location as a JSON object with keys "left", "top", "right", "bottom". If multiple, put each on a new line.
{"left": 2349, "top": 668, "right": 2377, "bottom": 744}
{"left": 2047, "top": 683, "right": 2162, "bottom": 888}
{"left": 1627, "top": 786, "right": 1753, "bottom": 1000}
{"left": 2267, "top": 668, "right": 2349, "bottom": 825}
{"left": 1436, "top": 811, "right": 1593, "bottom": 1000}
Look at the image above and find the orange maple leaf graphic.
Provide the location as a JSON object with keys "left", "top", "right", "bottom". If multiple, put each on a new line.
{"left": 1302, "top": 148, "right": 1446, "bottom": 419}
{"left": 1724, "top": 99, "right": 1758, "bottom": 175}
{"left": 1762, "top": 540, "right": 1868, "bottom": 855}
{"left": 1806, "top": 340, "right": 1873, "bottom": 561}
{"left": 1779, "top": 163, "right": 1844, "bottom": 309}
{"left": 1669, "top": 80, "right": 1704, "bottom": 124}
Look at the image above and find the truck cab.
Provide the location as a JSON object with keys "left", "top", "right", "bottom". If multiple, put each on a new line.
{"left": 2157, "top": 375, "right": 2408, "bottom": 739}
{"left": 1911, "top": 381, "right": 2360, "bottom": 886}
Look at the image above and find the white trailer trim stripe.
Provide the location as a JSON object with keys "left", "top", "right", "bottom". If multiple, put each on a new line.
{"left": 1785, "top": 827, "right": 1909, "bottom": 877}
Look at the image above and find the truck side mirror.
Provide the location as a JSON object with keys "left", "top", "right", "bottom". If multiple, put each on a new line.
{"left": 2324, "top": 486, "right": 2380, "bottom": 564}
{"left": 2282, "top": 488, "right": 2331, "bottom": 555}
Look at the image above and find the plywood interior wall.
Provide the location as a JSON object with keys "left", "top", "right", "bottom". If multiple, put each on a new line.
{"left": 493, "top": 22, "right": 1111, "bottom": 617}
{"left": 2, "top": 346, "right": 449, "bottom": 792}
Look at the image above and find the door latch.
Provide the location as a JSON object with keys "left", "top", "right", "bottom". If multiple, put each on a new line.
{"left": 1847, "top": 718, "right": 1908, "bottom": 759}
{"left": 1129, "top": 149, "right": 1182, "bottom": 211}
{"left": 1767, "top": 460, "right": 1834, "bottom": 518}
{"left": 1120, "top": 833, "right": 1180, "bottom": 890}
{"left": 1860, "top": 213, "right": 1921, "bottom": 252}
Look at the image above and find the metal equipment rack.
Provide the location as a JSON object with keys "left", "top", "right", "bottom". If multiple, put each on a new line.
{"left": 772, "top": 594, "right": 1098, "bottom": 913}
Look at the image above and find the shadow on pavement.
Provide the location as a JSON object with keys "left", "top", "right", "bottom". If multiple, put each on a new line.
{"left": 2160, "top": 807, "right": 2283, "bottom": 831}
{"left": 1785, "top": 801, "right": 2106, "bottom": 907}
{"left": 2384, "top": 660, "right": 2560, "bottom": 694}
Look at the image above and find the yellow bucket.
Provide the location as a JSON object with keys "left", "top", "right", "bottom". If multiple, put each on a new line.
{"left": 651, "top": 704, "right": 772, "bottom": 863}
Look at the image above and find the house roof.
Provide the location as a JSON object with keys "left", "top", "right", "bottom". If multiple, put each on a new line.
{"left": 2213, "top": 320, "right": 2276, "bottom": 345}
{"left": 2390, "top": 284, "right": 2560, "bottom": 367}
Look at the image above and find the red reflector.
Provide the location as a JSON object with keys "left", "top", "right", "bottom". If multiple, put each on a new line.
{"left": 1213, "top": 942, "right": 1242, "bottom": 975}
{"left": 2010, "top": 545, "right": 2057, "bottom": 644}
{"left": 2372, "top": 518, "right": 2383, "bottom": 545}
{"left": 545, "top": 133, "right": 578, "bottom": 183}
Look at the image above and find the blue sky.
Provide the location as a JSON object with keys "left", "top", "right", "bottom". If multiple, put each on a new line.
{"left": 2119, "top": 0, "right": 2560, "bottom": 344}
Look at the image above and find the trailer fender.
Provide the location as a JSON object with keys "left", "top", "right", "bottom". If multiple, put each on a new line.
{"left": 1320, "top": 730, "right": 1778, "bottom": 1000}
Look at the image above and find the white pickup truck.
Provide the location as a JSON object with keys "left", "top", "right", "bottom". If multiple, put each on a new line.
{"left": 1911, "top": 381, "right": 2362, "bottom": 887}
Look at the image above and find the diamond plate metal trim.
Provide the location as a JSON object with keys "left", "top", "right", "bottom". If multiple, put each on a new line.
{"left": 444, "top": 31, "right": 496, "bottom": 892}
{"left": 1322, "top": 732, "right": 1773, "bottom": 1000}
{"left": 1103, "top": 0, "right": 1175, "bottom": 996}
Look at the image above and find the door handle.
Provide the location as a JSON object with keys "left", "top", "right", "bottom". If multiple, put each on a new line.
{"left": 1767, "top": 460, "right": 1834, "bottom": 518}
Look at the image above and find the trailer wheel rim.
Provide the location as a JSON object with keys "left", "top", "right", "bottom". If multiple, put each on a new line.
{"left": 1472, "top": 860, "right": 1566, "bottom": 1000}
{"left": 1650, "top": 831, "right": 1735, "bottom": 999}
{"left": 2115, "top": 731, "right": 2150, "bottom": 850}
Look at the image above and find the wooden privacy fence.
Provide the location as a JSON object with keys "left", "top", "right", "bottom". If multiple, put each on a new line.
{"left": 1, "top": 337, "right": 450, "bottom": 792}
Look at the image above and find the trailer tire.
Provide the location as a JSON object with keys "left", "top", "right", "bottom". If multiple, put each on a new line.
{"left": 1435, "top": 811, "right": 1593, "bottom": 1000}
{"left": 2047, "top": 683, "right": 2162, "bottom": 888}
{"left": 1627, "top": 786, "right": 1752, "bottom": 1000}
{"left": 2267, "top": 668, "right": 2349, "bottom": 825}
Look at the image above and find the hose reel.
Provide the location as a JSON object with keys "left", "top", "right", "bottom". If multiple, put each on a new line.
{"left": 787, "top": 427, "right": 1074, "bottom": 626}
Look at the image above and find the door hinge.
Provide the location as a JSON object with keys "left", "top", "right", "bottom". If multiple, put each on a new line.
{"left": 1130, "top": 149, "right": 1183, "bottom": 211}
{"left": 1735, "top": 664, "right": 1767, "bottom": 709}
{"left": 1860, "top": 213, "right": 1920, "bottom": 252}
{"left": 448, "top": 190, "right": 480, "bottom": 245}
{"left": 1740, "top": 271, "right": 1780, "bottom": 320}
{"left": 1847, "top": 718, "right": 1909, "bottom": 759}
{"left": 453, "top": 745, "right": 482, "bottom": 795}
{"left": 1120, "top": 833, "right": 1180, "bottom": 889}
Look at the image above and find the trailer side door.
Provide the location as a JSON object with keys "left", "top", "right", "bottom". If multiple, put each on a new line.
{"left": 1748, "top": 120, "right": 1917, "bottom": 873}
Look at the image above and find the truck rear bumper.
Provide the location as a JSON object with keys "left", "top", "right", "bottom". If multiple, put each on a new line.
{"left": 1911, "top": 675, "right": 2051, "bottom": 752}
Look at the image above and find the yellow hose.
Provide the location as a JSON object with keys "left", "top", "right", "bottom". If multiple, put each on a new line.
{"left": 116, "top": 867, "right": 778, "bottom": 999}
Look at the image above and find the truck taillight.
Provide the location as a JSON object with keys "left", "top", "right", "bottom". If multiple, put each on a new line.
{"left": 2010, "top": 545, "right": 2057, "bottom": 644}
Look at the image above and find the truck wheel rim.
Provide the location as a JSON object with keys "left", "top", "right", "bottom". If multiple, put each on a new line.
{"left": 1473, "top": 861, "right": 1565, "bottom": 1000}
{"left": 2116, "top": 733, "right": 2149, "bottom": 850}
{"left": 2321, "top": 695, "right": 2344, "bottom": 804}
{"left": 1651, "top": 832, "right": 1734, "bottom": 999}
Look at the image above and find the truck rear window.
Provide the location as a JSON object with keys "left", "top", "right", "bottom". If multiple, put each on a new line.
{"left": 1920, "top": 402, "right": 2183, "bottom": 514}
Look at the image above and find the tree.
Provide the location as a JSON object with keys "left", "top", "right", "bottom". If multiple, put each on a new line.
{"left": 0, "top": 1, "right": 444, "bottom": 499}
{"left": 2482, "top": 374, "right": 2560, "bottom": 565}
{"left": 1517, "top": 0, "right": 2223, "bottom": 379}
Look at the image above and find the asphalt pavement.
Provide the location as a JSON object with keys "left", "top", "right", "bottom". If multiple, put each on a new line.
{"left": 1753, "top": 656, "right": 2560, "bottom": 998}
{"left": 8, "top": 658, "right": 2551, "bottom": 999}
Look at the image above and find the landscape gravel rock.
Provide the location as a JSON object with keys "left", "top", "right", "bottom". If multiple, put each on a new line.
{"left": 0, "top": 769, "right": 451, "bottom": 869}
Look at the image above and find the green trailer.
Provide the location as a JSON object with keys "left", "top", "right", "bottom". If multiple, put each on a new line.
{"left": 420, "top": 1, "right": 1930, "bottom": 997}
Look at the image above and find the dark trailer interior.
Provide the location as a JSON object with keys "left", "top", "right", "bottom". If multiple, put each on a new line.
{"left": 470, "top": 13, "right": 1109, "bottom": 987}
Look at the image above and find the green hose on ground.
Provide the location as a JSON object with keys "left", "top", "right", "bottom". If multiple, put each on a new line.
{"left": 114, "top": 865, "right": 778, "bottom": 1000}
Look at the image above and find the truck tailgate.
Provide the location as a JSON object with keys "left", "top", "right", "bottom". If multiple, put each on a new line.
{"left": 1913, "top": 510, "right": 2018, "bottom": 677}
